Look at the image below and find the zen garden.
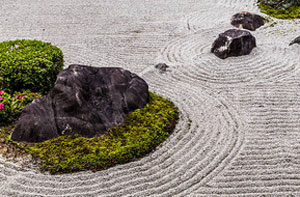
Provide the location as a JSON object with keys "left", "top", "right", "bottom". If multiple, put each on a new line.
{"left": 1, "top": 0, "right": 300, "bottom": 196}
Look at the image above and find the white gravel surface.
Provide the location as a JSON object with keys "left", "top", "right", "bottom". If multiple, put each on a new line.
{"left": 1, "top": 0, "right": 300, "bottom": 196}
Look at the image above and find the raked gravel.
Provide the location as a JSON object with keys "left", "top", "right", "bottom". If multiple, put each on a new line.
{"left": 1, "top": 0, "right": 300, "bottom": 196}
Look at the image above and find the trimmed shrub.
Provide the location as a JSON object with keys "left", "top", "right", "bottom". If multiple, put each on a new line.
{"left": 0, "top": 39, "right": 64, "bottom": 94}
{"left": 20, "top": 92, "right": 179, "bottom": 174}
{"left": 258, "top": 0, "right": 300, "bottom": 19}
{"left": 0, "top": 90, "right": 42, "bottom": 125}
{"left": 259, "top": 0, "right": 299, "bottom": 9}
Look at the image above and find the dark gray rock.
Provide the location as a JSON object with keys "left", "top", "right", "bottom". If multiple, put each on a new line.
{"left": 211, "top": 29, "right": 256, "bottom": 59}
{"left": 231, "top": 11, "right": 266, "bottom": 31}
{"left": 155, "top": 63, "right": 169, "bottom": 72}
{"left": 289, "top": 35, "right": 300, "bottom": 46}
{"left": 12, "top": 65, "right": 149, "bottom": 143}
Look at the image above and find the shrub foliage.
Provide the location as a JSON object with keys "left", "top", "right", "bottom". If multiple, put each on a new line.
{"left": 259, "top": 0, "right": 299, "bottom": 9}
{"left": 23, "top": 92, "right": 179, "bottom": 174}
{"left": 258, "top": 0, "right": 300, "bottom": 19}
{"left": 0, "top": 90, "right": 42, "bottom": 125}
{"left": 0, "top": 39, "right": 64, "bottom": 94}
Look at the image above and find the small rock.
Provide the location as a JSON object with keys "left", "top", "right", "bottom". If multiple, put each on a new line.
{"left": 231, "top": 11, "right": 267, "bottom": 31}
{"left": 155, "top": 63, "right": 169, "bottom": 72}
{"left": 289, "top": 35, "right": 300, "bottom": 46}
{"left": 211, "top": 29, "right": 256, "bottom": 59}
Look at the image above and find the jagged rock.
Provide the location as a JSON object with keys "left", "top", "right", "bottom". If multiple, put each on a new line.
{"left": 12, "top": 65, "right": 149, "bottom": 143}
{"left": 289, "top": 35, "right": 300, "bottom": 46}
{"left": 211, "top": 29, "right": 256, "bottom": 59}
{"left": 231, "top": 12, "right": 266, "bottom": 31}
{"left": 155, "top": 63, "right": 169, "bottom": 72}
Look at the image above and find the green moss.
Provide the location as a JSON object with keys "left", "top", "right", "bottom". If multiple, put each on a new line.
{"left": 258, "top": 3, "right": 300, "bottom": 19}
{"left": 0, "top": 39, "right": 64, "bottom": 94}
{"left": 10, "top": 92, "right": 179, "bottom": 174}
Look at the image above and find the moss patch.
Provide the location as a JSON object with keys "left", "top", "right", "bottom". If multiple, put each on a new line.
{"left": 0, "top": 124, "right": 28, "bottom": 158}
{"left": 258, "top": 3, "right": 300, "bottom": 19}
{"left": 1, "top": 92, "right": 179, "bottom": 174}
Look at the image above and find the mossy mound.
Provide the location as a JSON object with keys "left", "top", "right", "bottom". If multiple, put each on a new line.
{"left": 1, "top": 92, "right": 179, "bottom": 174}
{"left": 0, "top": 39, "right": 64, "bottom": 94}
{"left": 258, "top": 3, "right": 300, "bottom": 19}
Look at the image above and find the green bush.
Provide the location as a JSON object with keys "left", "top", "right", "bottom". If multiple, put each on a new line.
{"left": 0, "top": 39, "right": 64, "bottom": 94}
{"left": 22, "top": 92, "right": 179, "bottom": 174}
{"left": 258, "top": 0, "right": 299, "bottom": 9}
{"left": 258, "top": 1, "right": 300, "bottom": 19}
{"left": 0, "top": 90, "right": 42, "bottom": 125}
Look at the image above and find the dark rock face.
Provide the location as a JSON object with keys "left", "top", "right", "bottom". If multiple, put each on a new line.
{"left": 211, "top": 29, "right": 256, "bottom": 59}
{"left": 12, "top": 65, "right": 149, "bottom": 143}
{"left": 289, "top": 35, "right": 300, "bottom": 46}
{"left": 231, "top": 12, "right": 266, "bottom": 31}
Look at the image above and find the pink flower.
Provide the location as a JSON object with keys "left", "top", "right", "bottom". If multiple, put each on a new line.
{"left": 15, "top": 95, "right": 19, "bottom": 99}
{"left": 19, "top": 94, "right": 23, "bottom": 99}
{"left": 0, "top": 96, "right": 2, "bottom": 101}
{"left": 0, "top": 103, "right": 4, "bottom": 110}
{"left": 0, "top": 91, "right": 4, "bottom": 95}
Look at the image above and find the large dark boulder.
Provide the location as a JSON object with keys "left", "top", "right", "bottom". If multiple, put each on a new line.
{"left": 231, "top": 11, "right": 266, "bottom": 31}
{"left": 12, "top": 65, "right": 149, "bottom": 143}
{"left": 211, "top": 29, "right": 256, "bottom": 59}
